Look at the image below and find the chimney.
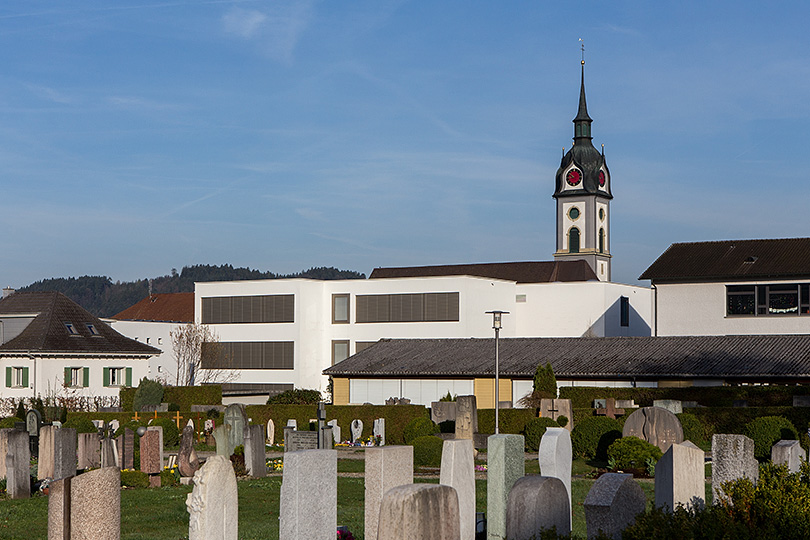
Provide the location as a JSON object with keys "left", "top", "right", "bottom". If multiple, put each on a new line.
{"left": 2, "top": 287, "right": 15, "bottom": 299}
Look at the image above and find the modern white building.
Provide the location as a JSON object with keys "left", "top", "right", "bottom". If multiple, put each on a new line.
{"left": 0, "top": 291, "right": 158, "bottom": 402}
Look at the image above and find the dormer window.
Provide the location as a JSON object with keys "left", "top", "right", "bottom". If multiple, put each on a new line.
{"left": 86, "top": 324, "right": 100, "bottom": 336}
{"left": 64, "top": 322, "right": 79, "bottom": 335}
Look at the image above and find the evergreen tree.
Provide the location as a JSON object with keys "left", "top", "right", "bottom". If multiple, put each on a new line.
{"left": 533, "top": 362, "right": 557, "bottom": 399}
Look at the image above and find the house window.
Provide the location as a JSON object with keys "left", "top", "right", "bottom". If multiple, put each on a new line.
{"left": 355, "top": 341, "right": 377, "bottom": 353}
{"left": 104, "top": 367, "right": 132, "bottom": 387}
{"left": 64, "top": 367, "right": 90, "bottom": 388}
{"left": 727, "top": 284, "right": 807, "bottom": 316}
{"left": 599, "top": 228, "right": 605, "bottom": 253}
{"left": 158, "top": 337, "right": 163, "bottom": 345}
{"left": 332, "top": 340, "right": 350, "bottom": 365}
{"left": 65, "top": 322, "right": 79, "bottom": 335}
{"left": 5, "top": 366, "right": 28, "bottom": 388}
{"left": 332, "top": 294, "right": 350, "bottom": 324}
{"left": 86, "top": 324, "right": 100, "bottom": 336}
{"left": 620, "top": 296, "right": 630, "bottom": 327}
{"left": 568, "top": 227, "right": 580, "bottom": 253}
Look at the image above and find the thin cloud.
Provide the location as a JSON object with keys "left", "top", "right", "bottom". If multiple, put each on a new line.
{"left": 221, "top": 2, "right": 313, "bottom": 64}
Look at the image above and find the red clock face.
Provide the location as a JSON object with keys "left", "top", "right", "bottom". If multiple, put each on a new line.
{"left": 598, "top": 171, "right": 606, "bottom": 187}
{"left": 566, "top": 169, "right": 582, "bottom": 186}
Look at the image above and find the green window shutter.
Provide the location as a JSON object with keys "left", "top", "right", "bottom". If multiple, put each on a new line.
{"left": 125, "top": 367, "right": 132, "bottom": 387}
{"left": 5, "top": 366, "right": 10, "bottom": 388}
{"left": 64, "top": 367, "right": 72, "bottom": 386}
{"left": 22, "top": 367, "right": 29, "bottom": 388}
{"left": 103, "top": 367, "right": 110, "bottom": 387}
{"left": 83, "top": 367, "right": 90, "bottom": 388}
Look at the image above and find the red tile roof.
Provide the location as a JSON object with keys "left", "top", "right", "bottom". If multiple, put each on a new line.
{"left": 111, "top": 293, "right": 194, "bottom": 323}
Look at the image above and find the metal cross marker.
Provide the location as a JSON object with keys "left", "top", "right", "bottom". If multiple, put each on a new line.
{"left": 173, "top": 411, "right": 183, "bottom": 428}
{"left": 131, "top": 411, "right": 140, "bottom": 422}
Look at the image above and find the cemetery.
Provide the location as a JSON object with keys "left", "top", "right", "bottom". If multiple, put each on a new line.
{"left": 2, "top": 382, "right": 810, "bottom": 539}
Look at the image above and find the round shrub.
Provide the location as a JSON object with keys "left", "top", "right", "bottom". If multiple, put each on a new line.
{"left": 677, "top": 413, "right": 710, "bottom": 447}
{"left": 524, "top": 417, "right": 560, "bottom": 452}
{"left": 412, "top": 436, "right": 444, "bottom": 468}
{"left": 120, "top": 470, "right": 149, "bottom": 487}
{"left": 556, "top": 415, "right": 569, "bottom": 428}
{"left": 571, "top": 416, "right": 623, "bottom": 461}
{"left": 607, "top": 436, "right": 662, "bottom": 471}
{"left": 132, "top": 377, "right": 164, "bottom": 412}
{"left": 0, "top": 417, "right": 19, "bottom": 428}
{"left": 149, "top": 417, "right": 180, "bottom": 448}
{"left": 63, "top": 416, "right": 99, "bottom": 434}
{"left": 403, "top": 417, "right": 439, "bottom": 445}
{"left": 745, "top": 416, "right": 799, "bottom": 461}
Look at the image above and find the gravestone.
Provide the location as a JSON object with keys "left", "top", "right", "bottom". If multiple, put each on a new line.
{"left": 622, "top": 406, "right": 683, "bottom": 452}
{"left": 328, "top": 420, "right": 341, "bottom": 444}
{"left": 223, "top": 404, "right": 248, "bottom": 455}
{"left": 141, "top": 429, "right": 162, "bottom": 487}
{"left": 365, "top": 446, "right": 414, "bottom": 540}
{"left": 6, "top": 429, "right": 30, "bottom": 499}
{"left": 772, "top": 440, "right": 805, "bottom": 473}
{"left": 109, "top": 419, "right": 120, "bottom": 433}
{"left": 186, "top": 455, "right": 238, "bottom": 540}
{"left": 48, "top": 476, "right": 72, "bottom": 539}
{"left": 266, "top": 419, "right": 275, "bottom": 445}
{"left": 440, "top": 439, "right": 475, "bottom": 540}
{"left": 38, "top": 425, "right": 56, "bottom": 479}
{"left": 712, "top": 434, "right": 759, "bottom": 501}
{"left": 71, "top": 467, "right": 120, "bottom": 539}
{"left": 653, "top": 400, "right": 683, "bottom": 415}
{"left": 286, "top": 419, "right": 297, "bottom": 429}
{"left": 455, "top": 396, "right": 478, "bottom": 440}
{"left": 213, "top": 424, "right": 233, "bottom": 456}
{"left": 279, "top": 449, "right": 337, "bottom": 540}
{"left": 351, "top": 419, "right": 364, "bottom": 443}
{"left": 506, "top": 476, "right": 570, "bottom": 540}
{"left": 385, "top": 397, "right": 411, "bottom": 406}
{"left": 147, "top": 425, "right": 165, "bottom": 469}
{"left": 53, "top": 427, "right": 77, "bottom": 480}
{"left": 284, "top": 429, "right": 318, "bottom": 452}
{"left": 243, "top": 425, "right": 267, "bottom": 477}
{"left": 77, "top": 432, "right": 101, "bottom": 469}
{"left": 584, "top": 473, "right": 646, "bottom": 540}
{"left": 377, "top": 484, "right": 460, "bottom": 540}
{"left": 179, "top": 424, "right": 201, "bottom": 477}
{"left": 117, "top": 428, "right": 135, "bottom": 470}
{"left": 26, "top": 409, "right": 42, "bottom": 457}
{"left": 0, "top": 428, "right": 12, "bottom": 479}
{"left": 793, "top": 395, "right": 810, "bottom": 407}
{"left": 538, "top": 427, "right": 572, "bottom": 532}
{"left": 595, "top": 398, "right": 625, "bottom": 420}
{"left": 615, "top": 399, "right": 636, "bottom": 409}
{"left": 539, "top": 399, "right": 574, "bottom": 431}
{"left": 373, "top": 418, "right": 386, "bottom": 445}
{"left": 100, "top": 435, "right": 117, "bottom": 468}
{"left": 431, "top": 401, "right": 457, "bottom": 424}
{"left": 655, "top": 441, "right": 705, "bottom": 511}
{"left": 486, "top": 434, "right": 525, "bottom": 540}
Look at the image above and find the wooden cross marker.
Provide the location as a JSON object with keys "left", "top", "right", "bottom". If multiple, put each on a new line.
{"left": 173, "top": 411, "right": 182, "bottom": 429}
{"left": 595, "top": 397, "right": 625, "bottom": 419}
{"left": 131, "top": 412, "right": 140, "bottom": 422}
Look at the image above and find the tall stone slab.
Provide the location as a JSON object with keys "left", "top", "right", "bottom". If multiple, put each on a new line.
{"left": 377, "top": 484, "right": 461, "bottom": 540}
{"left": 454, "top": 396, "right": 477, "bottom": 440}
{"left": 213, "top": 424, "right": 233, "bottom": 456}
{"left": 116, "top": 428, "right": 134, "bottom": 470}
{"left": 186, "top": 455, "right": 238, "bottom": 540}
{"left": 77, "top": 432, "right": 101, "bottom": 469}
{"left": 6, "top": 429, "right": 30, "bottom": 499}
{"left": 266, "top": 419, "right": 275, "bottom": 445}
{"left": 70, "top": 467, "right": 120, "bottom": 540}
{"left": 38, "top": 425, "right": 56, "bottom": 479}
{"left": 223, "top": 404, "right": 247, "bottom": 455}
{"left": 100, "top": 437, "right": 116, "bottom": 469}
{"left": 440, "top": 439, "right": 475, "bottom": 540}
{"left": 486, "top": 434, "right": 525, "bottom": 540}
{"left": 53, "top": 427, "right": 77, "bottom": 480}
{"left": 431, "top": 401, "right": 457, "bottom": 425}
{"left": 0, "top": 428, "right": 12, "bottom": 479}
{"left": 351, "top": 419, "right": 363, "bottom": 443}
{"left": 365, "top": 446, "right": 414, "bottom": 540}
{"left": 280, "top": 449, "right": 337, "bottom": 540}
{"left": 141, "top": 430, "right": 162, "bottom": 487}
{"left": 655, "top": 441, "right": 705, "bottom": 511}
{"left": 584, "top": 473, "right": 646, "bottom": 540}
{"left": 712, "top": 434, "right": 759, "bottom": 501}
{"left": 622, "top": 406, "right": 683, "bottom": 452}
{"left": 538, "top": 427, "right": 572, "bottom": 533}
{"left": 48, "top": 476, "right": 72, "bottom": 540}
{"left": 147, "top": 425, "right": 164, "bottom": 469}
{"left": 328, "top": 419, "right": 341, "bottom": 444}
{"left": 506, "top": 476, "right": 570, "bottom": 540}
{"left": 373, "top": 418, "right": 386, "bottom": 446}
{"left": 179, "top": 424, "right": 201, "bottom": 477}
{"left": 772, "top": 440, "right": 805, "bottom": 473}
{"left": 243, "top": 425, "right": 267, "bottom": 478}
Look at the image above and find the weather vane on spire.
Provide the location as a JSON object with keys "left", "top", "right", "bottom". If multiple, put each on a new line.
{"left": 579, "top": 38, "right": 585, "bottom": 65}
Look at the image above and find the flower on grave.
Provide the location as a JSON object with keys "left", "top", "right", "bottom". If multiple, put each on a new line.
{"left": 474, "top": 464, "right": 487, "bottom": 472}
{"left": 337, "top": 529, "right": 355, "bottom": 540}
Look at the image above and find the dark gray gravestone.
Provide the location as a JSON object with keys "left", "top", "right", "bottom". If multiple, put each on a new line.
{"left": 116, "top": 428, "right": 134, "bottom": 470}
{"left": 223, "top": 404, "right": 248, "bottom": 453}
{"left": 284, "top": 430, "right": 318, "bottom": 452}
{"left": 26, "top": 409, "right": 42, "bottom": 457}
{"left": 584, "top": 473, "right": 646, "bottom": 540}
{"left": 6, "top": 429, "right": 30, "bottom": 499}
{"left": 244, "top": 425, "right": 267, "bottom": 477}
{"left": 54, "top": 427, "right": 77, "bottom": 480}
{"left": 622, "top": 406, "right": 683, "bottom": 453}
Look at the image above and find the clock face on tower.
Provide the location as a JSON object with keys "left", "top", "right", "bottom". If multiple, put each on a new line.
{"left": 566, "top": 168, "right": 582, "bottom": 187}
{"left": 598, "top": 170, "right": 606, "bottom": 187}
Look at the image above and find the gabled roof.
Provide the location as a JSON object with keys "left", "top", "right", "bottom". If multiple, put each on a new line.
{"left": 640, "top": 238, "right": 810, "bottom": 282}
{"left": 323, "top": 335, "right": 810, "bottom": 381}
{"left": 369, "top": 260, "right": 598, "bottom": 283}
{"left": 111, "top": 293, "right": 194, "bottom": 323}
{"left": 0, "top": 291, "right": 160, "bottom": 355}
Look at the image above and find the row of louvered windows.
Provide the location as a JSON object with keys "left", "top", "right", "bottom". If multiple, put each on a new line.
{"left": 201, "top": 295, "right": 294, "bottom": 324}
{"left": 356, "top": 292, "right": 459, "bottom": 323}
{"left": 202, "top": 341, "right": 294, "bottom": 370}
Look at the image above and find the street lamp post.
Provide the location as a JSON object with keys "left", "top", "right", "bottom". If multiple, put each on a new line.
{"left": 486, "top": 310, "right": 509, "bottom": 434}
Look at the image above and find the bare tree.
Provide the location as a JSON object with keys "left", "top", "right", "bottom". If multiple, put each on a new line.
{"left": 169, "top": 323, "right": 237, "bottom": 386}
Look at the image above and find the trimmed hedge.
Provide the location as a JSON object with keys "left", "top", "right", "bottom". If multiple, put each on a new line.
{"left": 120, "top": 385, "right": 222, "bottom": 411}
{"left": 0, "top": 417, "right": 19, "bottom": 428}
{"left": 677, "top": 412, "right": 712, "bottom": 448}
{"left": 524, "top": 417, "right": 560, "bottom": 452}
{"left": 62, "top": 416, "right": 98, "bottom": 434}
{"left": 403, "top": 417, "right": 439, "bottom": 445}
{"left": 412, "top": 436, "right": 444, "bottom": 467}
{"left": 559, "top": 385, "right": 810, "bottom": 409}
{"left": 745, "top": 415, "right": 799, "bottom": 461}
{"left": 571, "top": 416, "right": 623, "bottom": 461}
{"left": 607, "top": 436, "right": 662, "bottom": 470}
{"left": 478, "top": 409, "right": 537, "bottom": 435}
{"left": 150, "top": 417, "right": 181, "bottom": 448}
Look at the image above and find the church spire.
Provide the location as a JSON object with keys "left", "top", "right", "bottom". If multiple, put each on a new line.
{"left": 573, "top": 61, "right": 592, "bottom": 141}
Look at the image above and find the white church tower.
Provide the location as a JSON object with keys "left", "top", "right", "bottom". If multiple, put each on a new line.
{"left": 553, "top": 59, "right": 612, "bottom": 281}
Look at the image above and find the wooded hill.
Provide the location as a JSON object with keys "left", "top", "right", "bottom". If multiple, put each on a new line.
{"left": 18, "top": 264, "right": 365, "bottom": 317}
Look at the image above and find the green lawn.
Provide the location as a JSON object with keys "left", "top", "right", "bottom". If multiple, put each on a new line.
{"left": 0, "top": 459, "right": 696, "bottom": 540}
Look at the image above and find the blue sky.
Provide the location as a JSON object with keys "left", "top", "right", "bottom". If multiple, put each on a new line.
{"left": 1, "top": 1, "right": 808, "bottom": 287}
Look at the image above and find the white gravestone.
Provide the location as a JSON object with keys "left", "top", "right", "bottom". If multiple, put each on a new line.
{"left": 440, "top": 439, "right": 476, "bottom": 540}
{"left": 538, "top": 427, "right": 572, "bottom": 533}
{"left": 280, "top": 449, "right": 337, "bottom": 540}
{"left": 328, "top": 420, "right": 341, "bottom": 444}
{"left": 373, "top": 418, "right": 386, "bottom": 445}
{"left": 351, "top": 419, "right": 363, "bottom": 443}
{"left": 186, "top": 455, "right": 238, "bottom": 540}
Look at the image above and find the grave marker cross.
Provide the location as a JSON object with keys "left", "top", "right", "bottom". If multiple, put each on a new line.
{"left": 173, "top": 411, "right": 183, "bottom": 429}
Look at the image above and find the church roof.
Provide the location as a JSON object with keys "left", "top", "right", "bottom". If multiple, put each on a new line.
{"left": 369, "top": 260, "right": 598, "bottom": 283}
{"left": 640, "top": 238, "right": 810, "bottom": 282}
{"left": 111, "top": 293, "right": 194, "bottom": 323}
{"left": 0, "top": 291, "right": 159, "bottom": 355}
{"left": 323, "top": 335, "right": 810, "bottom": 382}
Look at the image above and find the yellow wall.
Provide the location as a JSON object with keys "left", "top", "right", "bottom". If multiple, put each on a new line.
{"left": 474, "top": 378, "right": 512, "bottom": 409}
{"left": 658, "top": 379, "right": 692, "bottom": 388}
{"left": 333, "top": 377, "right": 350, "bottom": 405}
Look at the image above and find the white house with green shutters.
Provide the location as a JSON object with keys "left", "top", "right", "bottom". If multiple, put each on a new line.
{"left": 0, "top": 291, "right": 158, "bottom": 403}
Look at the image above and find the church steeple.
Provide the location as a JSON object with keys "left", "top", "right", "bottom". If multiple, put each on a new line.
{"left": 573, "top": 62, "right": 592, "bottom": 141}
